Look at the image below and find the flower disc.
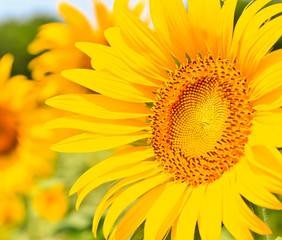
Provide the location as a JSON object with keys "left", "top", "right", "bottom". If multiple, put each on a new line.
{"left": 149, "top": 55, "right": 254, "bottom": 185}
{"left": 0, "top": 106, "right": 17, "bottom": 154}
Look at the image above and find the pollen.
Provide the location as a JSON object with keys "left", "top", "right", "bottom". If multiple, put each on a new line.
{"left": 148, "top": 55, "right": 254, "bottom": 186}
{"left": 0, "top": 106, "right": 18, "bottom": 155}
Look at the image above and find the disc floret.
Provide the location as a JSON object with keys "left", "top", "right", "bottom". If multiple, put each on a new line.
{"left": 0, "top": 106, "right": 17, "bottom": 155}
{"left": 149, "top": 55, "right": 254, "bottom": 185}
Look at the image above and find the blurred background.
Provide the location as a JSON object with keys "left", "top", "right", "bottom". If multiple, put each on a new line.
{"left": 0, "top": 1, "right": 116, "bottom": 240}
{"left": 0, "top": 0, "right": 281, "bottom": 240}
{"left": 0, "top": 0, "right": 115, "bottom": 78}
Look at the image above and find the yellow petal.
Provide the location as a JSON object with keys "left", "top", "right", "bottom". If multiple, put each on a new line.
{"left": 202, "top": 0, "right": 221, "bottom": 55}
{"left": 216, "top": 0, "right": 238, "bottom": 58}
{"left": 105, "top": 27, "right": 169, "bottom": 81}
{"left": 77, "top": 161, "right": 159, "bottom": 210}
{"left": 255, "top": 49, "right": 282, "bottom": 73}
{"left": 222, "top": 169, "right": 254, "bottom": 240}
{"left": 114, "top": 0, "right": 174, "bottom": 69}
{"left": 249, "top": 61, "right": 282, "bottom": 102}
{"left": 246, "top": 144, "right": 282, "bottom": 194}
{"left": 198, "top": 179, "right": 222, "bottom": 240}
{"left": 144, "top": 182, "right": 187, "bottom": 240}
{"left": 250, "top": 145, "right": 282, "bottom": 177}
{"left": 28, "top": 23, "right": 72, "bottom": 54}
{"left": 0, "top": 54, "right": 13, "bottom": 86}
{"left": 154, "top": 188, "right": 191, "bottom": 240}
{"left": 150, "top": 0, "right": 198, "bottom": 62}
{"left": 186, "top": 0, "right": 207, "bottom": 56}
{"left": 76, "top": 42, "right": 160, "bottom": 87}
{"left": 70, "top": 146, "right": 155, "bottom": 195}
{"left": 251, "top": 85, "right": 282, "bottom": 112}
{"left": 174, "top": 185, "right": 206, "bottom": 240}
{"left": 228, "top": 0, "right": 271, "bottom": 60}
{"left": 188, "top": 0, "right": 221, "bottom": 56}
{"left": 0, "top": 75, "right": 33, "bottom": 111}
{"left": 238, "top": 11, "right": 282, "bottom": 76}
{"left": 250, "top": 111, "right": 282, "bottom": 147}
{"left": 131, "top": 0, "right": 148, "bottom": 19}
{"left": 62, "top": 69, "right": 156, "bottom": 103}
{"left": 58, "top": 2, "right": 92, "bottom": 32}
{"left": 252, "top": 108, "right": 282, "bottom": 125}
{"left": 51, "top": 131, "right": 149, "bottom": 153}
{"left": 170, "top": 216, "right": 179, "bottom": 240}
{"left": 112, "top": 183, "right": 167, "bottom": 240}
{"left": 223, "top": 162, "right": 272, "bottom": 235}
{"left": 46, "top": 94, "right": 151, "bottom": 119}
{"left": 92, "top": 167, "right": 160, "bottom": 236}
{"left": 46, "top": 115, "right": 148, "bottom": 135}
{"left": 248, "top": 49, "right": 282, "bottom": 101}
{"left": 235, "top": 160, "right": 282, "bottom": 210}
{"left": 29, "top": 49, "right": 86, "bottom": 76}
{"left": 234, "top": 192, "right": 272, "bottom": 235}
{"left": 92, "top": 191, "right": 119, "bottom": 238}
{"left": 103, "top": 173, "right": 170, "bottom": 238}
{"left": 93, "top": 0, "right": 114, "bottom": 31}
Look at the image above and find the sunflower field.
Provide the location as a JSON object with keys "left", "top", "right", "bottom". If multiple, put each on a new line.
{"left": 0, "top": 0, "right": 281, "bottom": 240}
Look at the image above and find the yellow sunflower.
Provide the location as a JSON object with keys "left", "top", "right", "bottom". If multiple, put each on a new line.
{"left": 0, "top": 54, "right": 55, "bottom": 194}
{"left": 32, "top": 183, "right": 69, "bottom": 222}
{"left": 28, "top": 0, "right": 148, "bottom": 99}
{"left": 47, "top": 0, "right": 282, "bottom": 239}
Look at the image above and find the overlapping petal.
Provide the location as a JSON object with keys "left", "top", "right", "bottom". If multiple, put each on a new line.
{"left": 46, "top": 94, "right": 151, "bottom": 119}
{"left": 45, "top": 0, "right": 282, "bottom": 239}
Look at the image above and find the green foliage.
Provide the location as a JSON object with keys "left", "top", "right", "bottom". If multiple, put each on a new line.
{"left": 0, "top": 15, "right": 57, "bottom": 78}
{"left": 131, "top": 222, "right": 145, "bottom": 240}
{"left": 221, "top": 227, "right": 236, "bottom": 240}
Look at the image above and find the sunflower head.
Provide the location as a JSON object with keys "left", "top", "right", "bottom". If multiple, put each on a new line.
{"left": 0, "top": 54, "right": 55, "bottom": 194}
{"left": 32, "top": 184, "right": 69, "bottom": 222}
{"left": 28, "top": 0, "right": 148, "bottom": 99}
{"left": 47, "top": 0, "right": 282, "bottom": 239}
{"left": 149, "top": 54, "right": 254, "bottom": 185}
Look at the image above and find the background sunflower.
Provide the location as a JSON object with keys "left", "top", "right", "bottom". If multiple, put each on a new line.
{"left": 28, "top": 0, "right": 148, "bottom": 100}
{"left": 0, "top": 54, "right": 55, "bottom": 194}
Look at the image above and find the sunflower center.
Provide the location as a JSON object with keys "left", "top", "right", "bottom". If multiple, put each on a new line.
{"left": 149, "top": 55, "right": 254, "bottom": 186}
{"left": 0, "top": 106, "right": 18, "bottom": 155}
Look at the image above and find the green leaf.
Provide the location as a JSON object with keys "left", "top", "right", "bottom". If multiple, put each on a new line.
{"left": 221, "top": 227, "right": 236, "bottom": 240}
{"left": 194, "top": 225, "right": 201, "bottom": 240}
{"left": 0, "top": 16, "right": 57, "bottom": 78}
{"left": 131, "top": 222, "right": 145, "bottom": 240}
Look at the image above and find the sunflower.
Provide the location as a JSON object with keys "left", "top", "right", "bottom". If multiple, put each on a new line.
{"left": 47, "top": 0, "right": 282, "bottom": 239}
{"left": 32, "top": 183, "right": 69, "bottom": 222}
{"left": 28, "top": 0, "right": 148, "bottom": 99}
{"left": 0, "top": 54, "right": 55, "bottom": 194}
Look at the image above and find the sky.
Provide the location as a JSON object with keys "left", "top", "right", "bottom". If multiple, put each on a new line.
{"left": 0, "top": 0, "right": 115, "bottom": 22}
